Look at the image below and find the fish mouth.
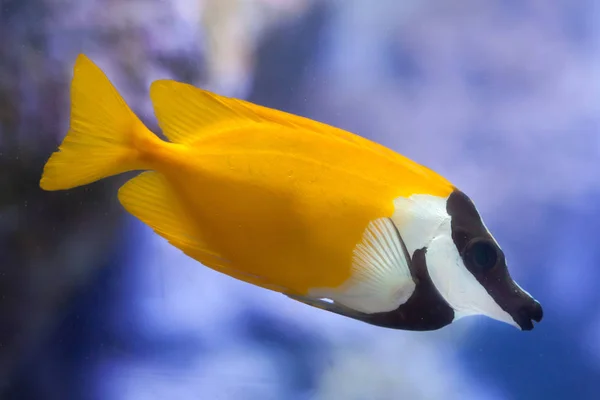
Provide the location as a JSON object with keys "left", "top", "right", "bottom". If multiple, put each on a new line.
{"left": 513, "top": 300, "right": 543, "bottom": 331}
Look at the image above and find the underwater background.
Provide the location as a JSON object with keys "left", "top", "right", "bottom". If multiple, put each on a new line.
{"left": 1, "top": 0, "right": 599, "bottom": 399}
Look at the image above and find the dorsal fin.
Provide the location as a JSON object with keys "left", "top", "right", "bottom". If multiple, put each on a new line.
{"left": 149, "top": 80, "right": 265, "bottom": 144}
{"left": 148, "top": 79, "right": 447, "bottom": 185}
{"left": 150, "top": 79, "right": 377, "bottom": 150}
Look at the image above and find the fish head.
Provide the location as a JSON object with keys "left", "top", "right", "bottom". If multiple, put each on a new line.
{"left": 415, "top": 189, "right": 543, "bottom": 331}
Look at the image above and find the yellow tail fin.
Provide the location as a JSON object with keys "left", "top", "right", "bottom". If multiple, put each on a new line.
{"left": 40, "top": 54, "right": 154, "bottom": 191}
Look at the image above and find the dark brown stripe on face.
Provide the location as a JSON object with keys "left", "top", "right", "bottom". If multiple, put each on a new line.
{"left": 356, "top": 247, "right": 455, "bottom": 331}
{"left": 446, "top": 189, "right": 543, "bottom": 330}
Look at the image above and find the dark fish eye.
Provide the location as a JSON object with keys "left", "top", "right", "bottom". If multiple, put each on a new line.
{"left": 465, "top": 239, "right": 498, "bottom": 271}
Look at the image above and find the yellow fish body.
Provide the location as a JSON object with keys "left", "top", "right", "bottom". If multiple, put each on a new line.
{"left": 40, "top": 55, "right": 543, "bottom": 331}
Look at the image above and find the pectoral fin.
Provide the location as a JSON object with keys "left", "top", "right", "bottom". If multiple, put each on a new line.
{"left": 308, "top": 217, "right": 416, "bottom": 314}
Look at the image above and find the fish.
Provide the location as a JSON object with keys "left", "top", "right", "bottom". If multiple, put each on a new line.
{"left": 40, "top": 54, "right": 543, "bottom": 331}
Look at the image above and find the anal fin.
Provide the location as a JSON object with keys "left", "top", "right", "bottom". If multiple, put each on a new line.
{"left": 118, "top": 171, "right": 291, "bottom": 293}
{"left": 118, "top": 171, "right": 225, "bottom": 265}
{"left": 286, "top": 294, "right": 365, "bottom": 320}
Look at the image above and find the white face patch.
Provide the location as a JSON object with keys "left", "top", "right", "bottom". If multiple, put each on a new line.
{"left": 391, "top": 194, "right": 450, "bottom": 256}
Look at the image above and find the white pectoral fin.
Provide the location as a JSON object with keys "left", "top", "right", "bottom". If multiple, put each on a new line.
{"left": 308, "top": 217, "right": 416, "bottom": 314}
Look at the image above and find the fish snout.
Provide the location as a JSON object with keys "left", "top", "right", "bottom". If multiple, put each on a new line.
{"left": 513, "top": 298, "right": 543, "bottom": 331}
